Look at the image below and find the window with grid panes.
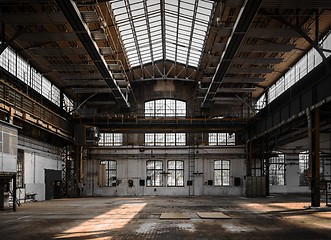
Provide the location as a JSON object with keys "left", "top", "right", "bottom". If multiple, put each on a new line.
{"left": 101, "top": 160, "right": 117, "bottom": 187}
{"left": 144, "top": 99, "right": 186, "bottom": 117}
{"left": 214, "top": 160, "right": 230, "bottom": 186}
{"left": 16, "top": 55, "right": 29, "bottom": 84}
{"left": 99, "top": 133, "right": 123, "bottom": 146}
{"left": 109, "top": 0, "right": 213, "bottom": 68}
{"left": 299, "top": 151, "right": 309, "bottom": 186}
{"left": 144, "top": 133, "right": 186, "bottom": 146}
{"left": 51, "top": 85, "right": 60, "bottom": 106}
{"left": 167, "top": 160, "right": 184, "bottom": 186}
{"left": 17, "top": 149, "right": 24, "bottom": 188}
{"left": 146, "top": 160, "right": 163, "bottom": 187}
{"left": 42, "top": 77, "right": 52, "bottom": 100}
{"left": 0, "top": 45, "right": 67, "bottom": 109}
{"left": 298, "top": 151, "right": 330, "bottom": 186}
{"left": 209, "top": 133, "right": 235, "bottom": 146}
{"left": 269, "top": 152, "right": 285, "bottom": 186}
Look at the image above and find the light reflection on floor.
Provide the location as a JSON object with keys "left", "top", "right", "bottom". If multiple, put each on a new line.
{"left": 54, "top": 203, "right": 147, "bottom": 239}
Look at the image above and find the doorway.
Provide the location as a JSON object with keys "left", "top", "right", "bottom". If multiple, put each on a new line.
{"left": 45, "top": 169, "right": 62, "bottom": 200}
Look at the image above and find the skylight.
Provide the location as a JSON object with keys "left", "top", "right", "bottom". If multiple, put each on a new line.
{"left": 109, "top": 0, "right": 214, "bottom": 68}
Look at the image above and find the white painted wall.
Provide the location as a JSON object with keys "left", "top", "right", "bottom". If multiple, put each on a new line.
{"left": 201, "top": 159, "right": 245, "bottom": 196}
{"left": 84, "top": 147, "right": 246, "bottom": 197}
{"left": 18, "top": 135, "right": 62, "bottom": 201}
{"left": 24, "top": 152, "right": 62, "bottom": 201}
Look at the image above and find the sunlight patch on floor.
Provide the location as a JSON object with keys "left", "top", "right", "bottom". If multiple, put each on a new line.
{"left": 54, "top": 203, "right": 147, "bottom": 239}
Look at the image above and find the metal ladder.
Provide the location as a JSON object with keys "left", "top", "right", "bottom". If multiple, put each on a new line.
{"left": 188, "top": 145, "right": 195, "bottom": 196}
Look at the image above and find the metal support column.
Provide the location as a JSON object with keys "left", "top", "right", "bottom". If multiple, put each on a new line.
{"left": 12, "top": 174, "right": 16, "bottom": 212}
{"left": 265, "top": 155, "right": 270, "bottom": 196}
{"left": 61, "top": 145, "right": 75, "bottom": 197}
{"left": 74, "top": 145, "right": 83, "bottom": 197}
{"left": 0, "top": 179, "right": 4, "bottom": 210}
{"left": 246, "top": 140, "right": 253, "bottom": 177}
{"left": 263, "top": 138, "right": 271, "bottom": 196}
{"left": 308, "top": 108, "right": 321, "bottom": 207}
{"left": 188, "top": 145, "right": 195, "bottom": 196}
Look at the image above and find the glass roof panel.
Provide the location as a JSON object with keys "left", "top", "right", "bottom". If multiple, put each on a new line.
{"left": 109, "top": 0, "right": 214, "bottom": 68}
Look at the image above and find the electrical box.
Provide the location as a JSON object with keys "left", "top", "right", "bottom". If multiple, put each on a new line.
{"left": 139, "top": 179, "right": 145, "bottom": 186}
{"left": 234, "top": 177, "right": 241, "bottom": 186}
{"left": 74, "top": 125, "right": 100, "bottom": 146}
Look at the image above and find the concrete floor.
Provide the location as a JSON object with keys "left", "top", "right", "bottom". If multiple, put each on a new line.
{"left": 0, "top": 194, "right": 330, "bottom": 240}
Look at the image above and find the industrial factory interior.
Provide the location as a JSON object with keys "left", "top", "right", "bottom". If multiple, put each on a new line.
{"left": 0, "top": 0, "right": 330, "bottom": 239}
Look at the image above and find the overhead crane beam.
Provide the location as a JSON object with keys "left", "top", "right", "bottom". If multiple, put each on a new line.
{"left": 73, "top": 116, "right": 254, "bottom": 133}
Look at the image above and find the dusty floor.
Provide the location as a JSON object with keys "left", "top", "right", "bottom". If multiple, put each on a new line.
{"left": 0, "top": 194, "right": 330, "bottom": 240}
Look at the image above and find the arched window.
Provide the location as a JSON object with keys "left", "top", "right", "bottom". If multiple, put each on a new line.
{"left": 145, "top": 99, "right": 186, "bottom": 117}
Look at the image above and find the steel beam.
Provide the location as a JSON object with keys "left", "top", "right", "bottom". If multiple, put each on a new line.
{"left": 55, "top": 0, "right": 130, "bottom": 108}
{"left": 261, "top": 9, "right": 330, "bottom": 72}
{"left": 308, "top": 108, "right": 321, "bottom": 207}
{"left": 217, "top": 88, "right": 255, "bottom": 93}
{"left": 227, "top": 67, "right": 273, "bottom": 74}
{"left": 50, "top": 64, "right": 98, "bottom": 71}
{"left": 263, "top": 0, "right": 331, "bottom": 8}
{"left": 64, "top": 80, "right": 106, "bottom": 86}
{"left": 73, "top": 117, "right": 253, "bottom": 133}
{"left": 247, "top": 28, "right": 302, "bottom": 38}
{"left": 240, "top": 44, "right": 295, "bottom": 52}
{"left": 201, "top": 0, "right": 262, "bottom": 109}
{"left": 0, "top": 13, "right": 67, "bottom": 24}
{"left": 242, "top": 56, "right": 331, "bottom": 145}
{"left": 30, "top": 47, "right": 87, "bottom": 56}
{"left": 222, "top": 77, "right": 265, "bottom": 83}
{"left": 61, "top": 73, "right": 103, "bottom": 80}
{"left": 20, "top": 32, "right": 78, "bottom": 42}
{"left": 72, "top": 88, "right": 111, "bottom": 93}
{"left": 233, "top": 57, "right": 283, "bottom": 65}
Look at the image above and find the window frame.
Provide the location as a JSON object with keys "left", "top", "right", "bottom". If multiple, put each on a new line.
{"left": 214, "top": 160, "right": 230, "bottom": 186}
{"left": 144, "top": 99, "right": 186, "bottom": 117}
{"left": 144, "top": 133, "right": 186, "bottom": 146}
{"left": 209, "top": 133, "right": 235, "bottom": 146}
{"left": 0, "top": 45, "right": 72, "bottom": 110}
{"left": 17, "top": 149, "right": 24, "bottom": 188}
{"left": 146, "top": 160, "right": 163, "bottom": 187}
{"left": 100, "top": 160, "right": 117, "bottom": 187}
{"left": 269, "top": 152, "right": 285, "bottom": 186}
{"left": 99, "top": 133, "right": 123, "bottom": 146}
{"left": 299, "top": 151, "right": 309, "bottom": 186}
{"left": 167, "top": 160, "right": 184, "bottom": 187}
